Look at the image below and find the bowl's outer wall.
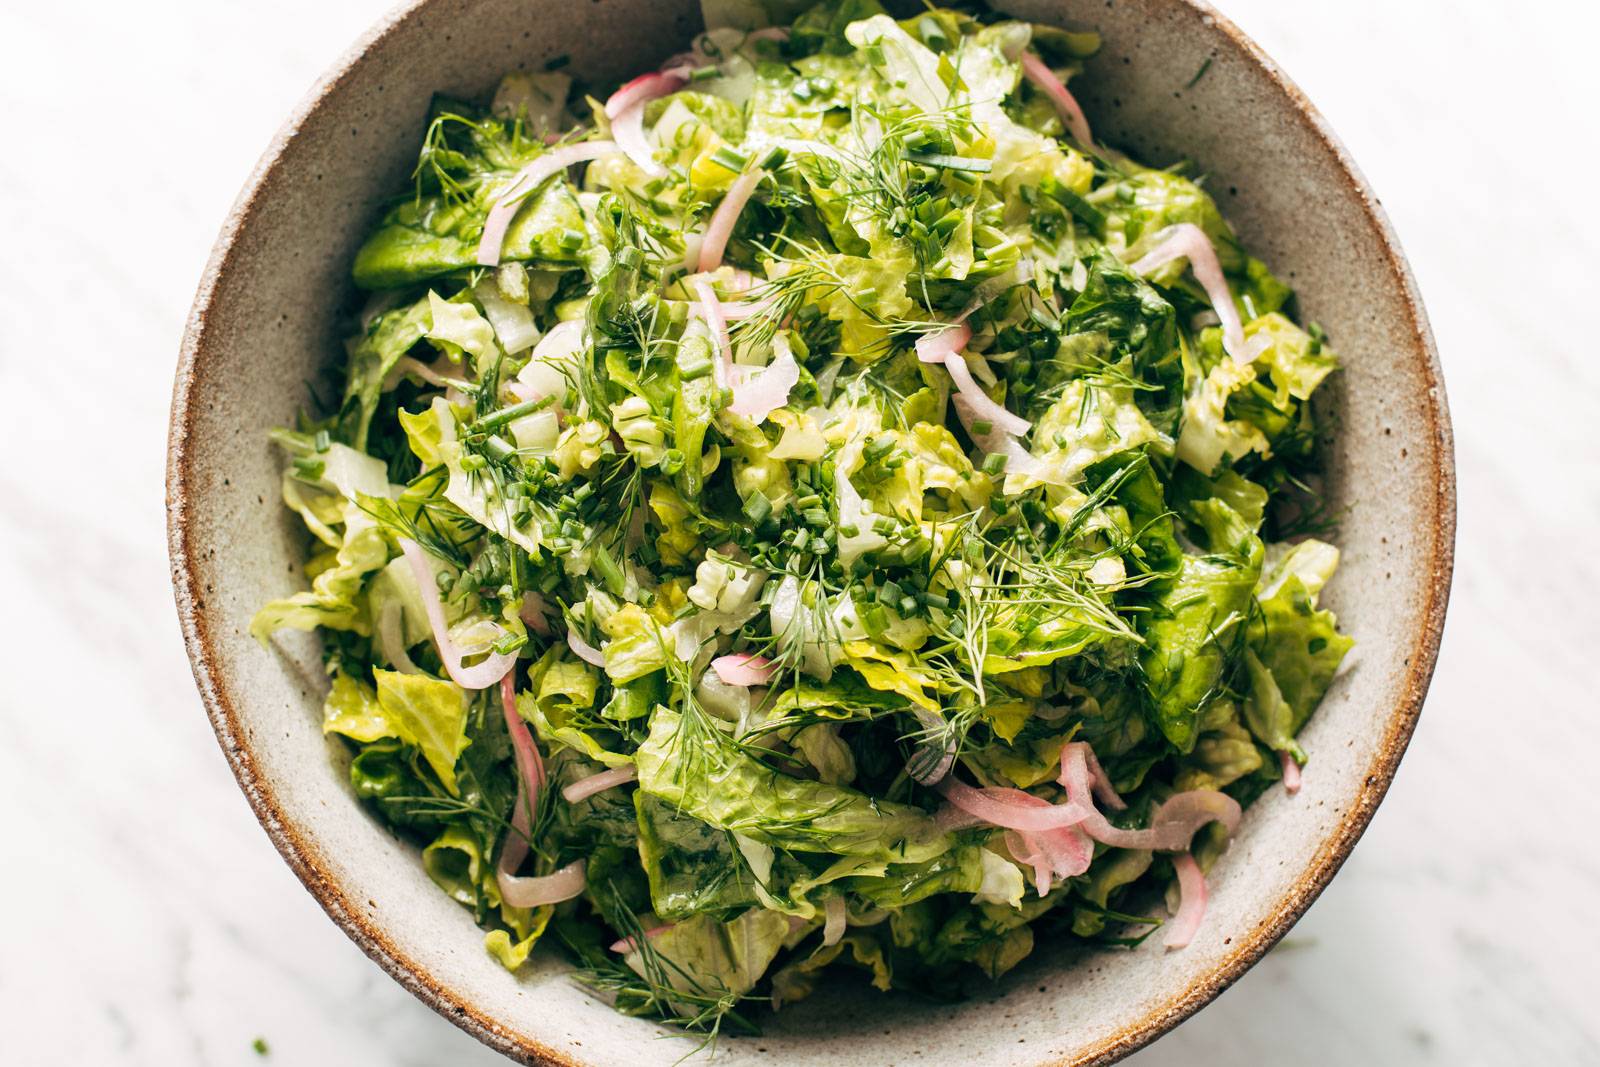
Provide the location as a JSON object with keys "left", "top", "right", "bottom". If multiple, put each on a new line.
{"left": 169, "top": 1, "right": 1453, "bottom": 1064}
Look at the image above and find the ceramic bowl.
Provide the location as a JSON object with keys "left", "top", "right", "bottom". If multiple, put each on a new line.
{"left": 168, "top": 1, "right": 1454, "bottom": 1063}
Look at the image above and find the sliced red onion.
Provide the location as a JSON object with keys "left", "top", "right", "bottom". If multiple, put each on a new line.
{"left": 917, "top": 319, "right": 1031, "bottom": 442}
{"left": 497, "top": 671, "right": 544, "bottom": 886}
{"left": 375, "top": 599, "right": 419, "bottom": 674}
{"left": 562, "top": 765, "right": 637, "bottom": 803}
{"left": 1057, "top": 742, "right": 1241, "bottom": 852}
{"left": 822, "top": 896, "right": 846, "bottom": 947}
{"left": 519, "top": 591, "right": 553, "bottom": 637}
{"left": 914, "top": 321, "right": 970, "bottom": 364}
{"left": 933, "top": 805, "right": 988, "bottom": 833}
{"left": 565, "top": 630, "right": 607, "bottom": 668}
{"left": 727, "top": 341, "right": 798, "bottom": 423}
{"left": 1079, "top": 743, "right": 1127, "bottom": 811}
{"left": 610, "top": 924, "right": 672, "bottom": 955}
{"left": 499, "top": 858, "right": 587, "bottom": 909}
{"left": 1021, "top": 51, "right": 1093, "bottom": 147}
{"left": 1131, "top": 223, "right": 1252, "bottom": 362}
{"left": 906, "top": 709, "right": 957, "bottom": 786}
{"left": 1004, "top": 830, "right": 1053, "bottom": 896}
{"left": 937, "top": 777, "right": 1093, "bottom": 834}
{"left": 688, "top": 274, "right": 734, "bottom": 386}
{"left": 1281, "top": 750, "right": 1303, "bottom": 795}
{"left": 711, "top": 653, "right": 777, "bottom": 686}
{"left": 604, "top": 69, "right": 690, "bottom": 176}
{"left": 501, "top": 671, "right": 546, "bottom": 801}
{"left": 1034, "top": 823, "right": 1094, "bottom": 880}
{"left": 1004, "top": 823, "right": 1092, "bottom": 896}
{"left": 952, "top": 395, "right": 1057, "bottom": 484}
{"left": 477, "top": 141, "right": 618, "bottom": 266}
{"left": 398, "top": 538, "right": 516, "bottom": 690}
{"left": 494, "top": 671, "right": 577, "bottom": 908}
{"left": 1164, "top": 852, "right": 1207, "bottom": 949}
{"left": 698, "top": 167, "right": 764, "bottom": 273}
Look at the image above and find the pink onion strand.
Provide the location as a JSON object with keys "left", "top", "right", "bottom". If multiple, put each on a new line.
{"left": 610, "top": 924, "right": 672, "bottom": 955}
{"left": 604, "top": 69, "right": 690, "bottom": 176}
{"left": 711, "top": 653, "right": 778, "bottom": 686}
{"left": 936, "top": 777, "right": 1093, "bottom": 834}
{"left": 1132, "top": 223, "right": 1253, "bottom": 362}
{"left": 493, "top": 672, "right": 582, "bottom": 909}
{"left": 476, "top": 141, "right": 617, "bottom": 266}
{"left": 1281, "top": 750, "right": 1303, "bottom": 795}
{"left": 1164, "top": 852, "right": 1207, "bottom": 949}
{"left": 397, "top": 539, "right": 516, "bottom": 690}
{"left": 1057, "top": 742, "right": 1241, "bottom": 852}
{"left": 499, "top": 858, "right": 587, "bottom": 909}
{"left": 561, "top": 766, "right": 637, "bottom": 804}
{"left": 698, "top": 167, "right": 764, "bottom": 273}
{"left": 688, "top": 274, "right": 735, "bottom": 386}
{"left": 565, "top": 630, "right": 607, "bottom": 668}
{"left": 1021, "top": 51, "right": 1093, "bottom": 147}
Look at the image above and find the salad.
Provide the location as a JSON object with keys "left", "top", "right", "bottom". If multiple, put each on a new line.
{"left": 254, "top": 0, "right": 1352, "bottom": 1038}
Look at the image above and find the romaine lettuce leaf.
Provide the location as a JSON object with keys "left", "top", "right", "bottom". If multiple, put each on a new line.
{"left": 1138, "top": 497, "right": 1263, "bottom": 752}
{"left": 635, "top": 705, "right": 952, "bottom": 862}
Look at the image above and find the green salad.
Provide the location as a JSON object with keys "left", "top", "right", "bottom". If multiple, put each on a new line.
{"left": 254, "top": 0, "right": 1352, "bottom": 1038}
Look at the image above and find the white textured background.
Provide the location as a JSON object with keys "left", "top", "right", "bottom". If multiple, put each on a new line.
{"left": 2, "top": 1, "right": 1596, "bottom": 1064}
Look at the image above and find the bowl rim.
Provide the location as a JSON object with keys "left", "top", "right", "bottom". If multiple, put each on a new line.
{"left": 166, "top": 2, "right": 1456, "bottom": 1063}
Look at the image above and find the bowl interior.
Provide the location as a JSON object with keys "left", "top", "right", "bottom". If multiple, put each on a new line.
{"left": 169, "top": 1, "right": 1452, "bottom": 1064}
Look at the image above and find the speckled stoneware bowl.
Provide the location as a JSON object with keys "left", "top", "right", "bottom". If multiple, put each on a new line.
{"left": 168, "top": 1, "right": 1454, "bottom": 1062}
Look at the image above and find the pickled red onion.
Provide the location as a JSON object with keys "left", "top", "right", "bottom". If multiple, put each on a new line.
{"left": 477, "top": 141, "right": 617, "bottom": 266}
{"left": 1021, "top": 51, "right": 1093, "bottom": 146}
{"left": 698, "top": 167, "right": 764, "bottom": 273}
{"left": 562, "top": 766, "right": 637, "bottom": 803}
{"left": 397, "top": 538, "right": 516, "bottom": 690}
{"left": 1164, "top": 853, "right": 1207, "bottom": 949}
{"left": 712, "top": 653, "right": 777, "bottom": 686}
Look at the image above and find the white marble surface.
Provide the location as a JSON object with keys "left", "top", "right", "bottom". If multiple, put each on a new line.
{"left": 2, "top": 1, "right": 1597, "bottom": 1063}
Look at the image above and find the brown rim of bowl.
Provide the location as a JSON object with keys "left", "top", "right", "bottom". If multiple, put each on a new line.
{"left": 166, "top": 2, "right": 1456, "bottom": 1064}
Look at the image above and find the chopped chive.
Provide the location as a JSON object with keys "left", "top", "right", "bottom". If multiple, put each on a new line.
{"left": 678, "top": 356, "right": 713, "bottom": 381}
{"left": 592, "top": 542, "right": 627, "bottom": 597}
{"left": 905, "top": 152, "right": 992, "bottom": 173}
{"left": 970, "top": 419, "right": 993, "bottom": 436}
{"left": 472, "top": 395, "right": 553, "bottom": 432}
{"left": 982, "top": 452, "right": 1008, "bottom": 475}
{"left": 291, "top": 456, "right": 325, "bottom": 482}
{"left": 1045, "top": 182, "right": 1108, "bottom": 232}
{"left": 483, "top": 435, "right": 517, "bottom": 463}
{"left": 492, "top": 632, "right": 529, "bottom": 655}
{"left": 711, "top": 145, "right": 749, "bottom": 174}
{"left": 743, "top": 491, "right": 772, "bottom": 523}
